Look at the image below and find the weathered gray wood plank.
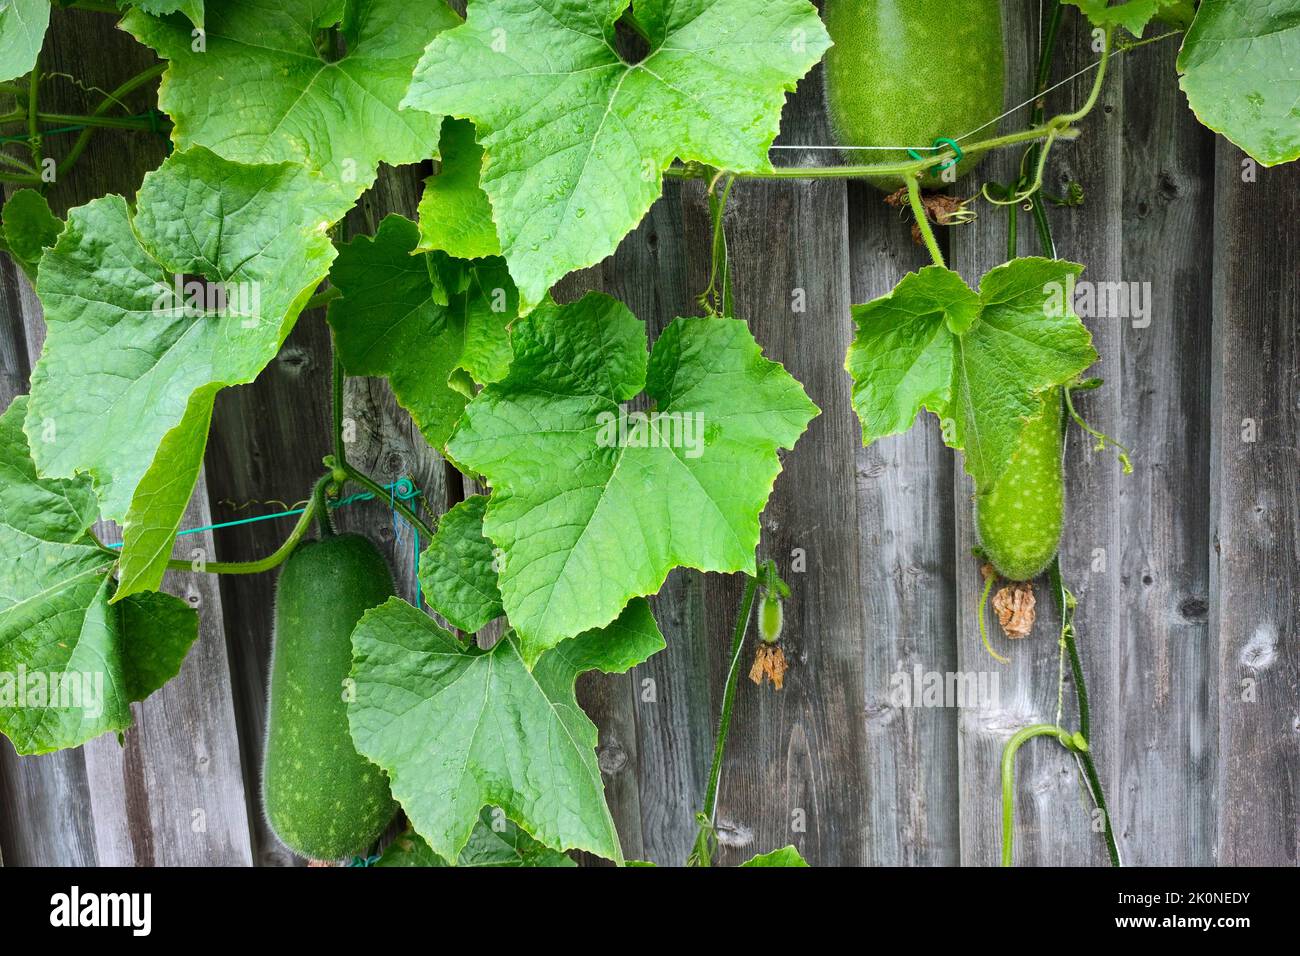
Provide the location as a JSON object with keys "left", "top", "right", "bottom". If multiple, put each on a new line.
{"left": 80, "top": 506, "right": 253, "bottom": 866}
{"left": 202, "top": 311, "right": 335, "bottom": 867}
{"left": 1115, "top": 35, "right": 1216, "bottom": 866}
{"left": 698, "top": 59, "right": 870, "bottom": 867}
{"left": 950, "top": 1, "right": 1118, "bottom": 866}
{"left": 1039, "top": 7, "right": 1127, "bottom": 867}
{"left": 1210, "top": 147, "right": 1300, "bottom": 866}
{"left": 847, "top": 179, "right": 960, "bottom": 866}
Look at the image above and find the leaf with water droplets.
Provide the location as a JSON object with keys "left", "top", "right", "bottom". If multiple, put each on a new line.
{"left": 403, "top": 0, "right": 830, "bottom": 310}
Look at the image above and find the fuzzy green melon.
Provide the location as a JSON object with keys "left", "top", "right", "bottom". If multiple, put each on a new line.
{"left": 823, "top": 0, "right": 1005, "bottom": 189}
{"left": 976, "top": 389, "right": 1065, "bottom": 581}
{"left": 263, "top": 534, "right": 398, "bottom": 860}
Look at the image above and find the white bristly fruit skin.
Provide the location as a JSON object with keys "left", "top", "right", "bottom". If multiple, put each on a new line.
{"left": 759, "top": 591, "right": 784, "bottom": 644}
{"left": 975, "top": 389, "right": 1066, "bottom": 582}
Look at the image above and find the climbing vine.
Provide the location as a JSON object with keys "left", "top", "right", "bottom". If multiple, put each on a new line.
{"left": 0, "top": 0, "right": 1293, "bottom": 867}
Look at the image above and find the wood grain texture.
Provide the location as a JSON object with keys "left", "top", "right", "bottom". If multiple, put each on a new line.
{"left": 1210, "top": 148, "right": 1300, "bottom": 866}
{"left": 1116, "top": 35, "right": 1216, "bottom": 866}
{"left": 80, "top": 509, "right": 253, "bottom": 866}
{"left": 948, "top": 1, "right": 1117, "bottom": 866}
{"left": 1037, "top": 6, "right": 1126, "bottom": 868}
{"left": 848, "top": 179, "right": 960, "bottom": 866}
{"left": 699, "top": 57, "right": 871, "bottom": 867}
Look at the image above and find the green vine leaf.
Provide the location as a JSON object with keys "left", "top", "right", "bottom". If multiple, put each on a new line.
{"left": 348, "top": 596, "right": 664, "bottom": 865}
{"left": 124, "top": 0, "right": 204, "bottom": 29}
{"left": 0, "top": 396, "right": 198, "bottom": 756}
{"left": 846, "top": 259, "right": 1096, "bottom": 493}
{"left": 1063, "top": 0, "right": 1192, "bottom": 35}
{"left": 1177, "top": 0, "right": 1300, "bottom": 166}
{"left": 417, "top": 494, "right": 503, "bottom": 634}
{"left": 402, "top": 0, "right": 831, "bottom": 310}
{"left": 418, "top": 118, "right": 500, "bottom": 260}
{"left": 375, "top": 816, "right": 575, "bottom": 867}
{"left": 0, "top": 0, "right": 49, "bottom": 83}
{"left": 25, "top": 147, "right": 345, "bottom": 600}
{"left": 123, "top": 0, "right": 459, "bottom": 199}
{"left": 1, "top": 189, "right": 62, "bottom": 282}
{"left": 446, "top": 293, "right": 818, "bottom": 661}
{"left": 739, "top": 845, "right": 809, "bottom": 867}
{"left": 326, "top": 215, "right": 517, "bottom": 450}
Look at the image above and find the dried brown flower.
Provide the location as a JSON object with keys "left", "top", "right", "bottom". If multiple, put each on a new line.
{"left": 993, "top": 581, "right": 1037, "bottom": 638}
{"left": 749, "top": 643, "right": 787, "bottom": 691}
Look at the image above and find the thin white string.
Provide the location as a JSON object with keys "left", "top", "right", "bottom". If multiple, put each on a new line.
{"left": 770, "top": 143, "right": 930, "bottom": 150}
{"left": 954, "top": 54, "right": 1103, "bottom": 142}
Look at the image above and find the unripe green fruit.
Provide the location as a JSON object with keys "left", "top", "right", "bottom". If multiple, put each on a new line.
{"left": 976, "top": 390, "right": 1066, "bottom": 581}
{"left": 822, "top": 0, "right": 1005, "bottom": 189}
{"left": 263, "top": 534, "right": 398, "bottom": 861}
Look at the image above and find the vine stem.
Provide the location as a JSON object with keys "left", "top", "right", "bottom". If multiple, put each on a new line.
{"left": 306, "top": 286, "right": 342, "bottom": 312}
{"left": 688, "top": 569, "right": 760, "bottom": 866}
{"left": 1027, "top": 1, "right": 1066, "bottom": 257}
{"left": 332, "top": 343, "right": 348, "bottom": 470}
{"left": 26, "top": 53, "right": 41, "bottom": 177}
{"left": 905, "top": 173, "right": 944, "bottom": 268}
{"left": 977, "top": 570, "right": 1009, "bottom": 664}
{"left": 665, "top": 122, "right": 1077, "bottom": 183}
{"left": 35, "top": 112, "right": 165, "bottom": 131}
{"left": 314, "top": 477, "right": 336, "bottom": 538}
{"left": 1002, "top": 723, "right": 1077, "bottom": 866}
{"left": 1044, "top": 559, "right": 1121, "bottom": 866}
{"left": 159, "top": 474, "right": 332, "bottom": 575}
{"left": 0, "top": 150, "right": 38, "bottom": 176}
{"left": 700, "top": 174, "right": 736, "bottom": 317}
{"left": 57, "top": 63, "right": 166, "bottom": 180}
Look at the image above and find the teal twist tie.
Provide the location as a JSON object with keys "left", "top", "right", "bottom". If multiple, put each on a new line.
{"left": 907, "top": 137, "right": 964, "bottom": 176}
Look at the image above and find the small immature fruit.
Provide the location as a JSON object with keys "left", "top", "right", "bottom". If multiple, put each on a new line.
{"left": 822, "top": 0, "right": 1005, "bottom": 189}
{"left": 263, "top": 534, "right": 398, "bottom": 861}
{"left": 976, "top": 390, "right": 1065, "bottom": 582}
{"left": 758, "top": 589, "right": 784, "bottom": 645}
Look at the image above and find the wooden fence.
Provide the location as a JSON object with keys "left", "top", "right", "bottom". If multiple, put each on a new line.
{"left": 1, "top": 2, "right": 1296, "bottom": 867}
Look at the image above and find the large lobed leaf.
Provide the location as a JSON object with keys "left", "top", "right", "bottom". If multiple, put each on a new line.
{"left": 348, "top": 596, "right": 664, "bottom": 865}
{"left": 327, "top": 214, "right": 517, "bottom": 451}
{"left": 739, "top": 845, "right": 809, "bottom": 867}
{"left": 447, "top": 293, "right": 819, "bottom": 661}
{"left": 375, "top": 816, "right": 574, "bottom": 867}
{"left": 845, "top": 259, "right": 1096, "bottom": 493}
{"left": 417, "top": 118, "right": 500, "bottom": 261}
{"left": 0, "top": 397, "right": 198, "bottom": 755}
{"left": 417, "top": 494, "right": 503, "bottom": 634}
{"left": 1177, "top": 0, "right": 1300, "bottom": 166}
{"left": 1063, "top": 0, "right": 1194, "bottom": 35}
{"left": 402, "top": 0, "right": 830, "bottom": 310}
{"left": 25, "top": 147, "right": 347, "bottom": 600}
{"left": 125, "top": 0, "right": 204, "bottom": 28}
{"left": 0, "top": 0, "right": 48, "bottom": 84}
{"left": 123, "top": 0, "right": 460, "bottom": 198}
{"left": 1, "top": 188, "right": 61, "bottom": 282}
